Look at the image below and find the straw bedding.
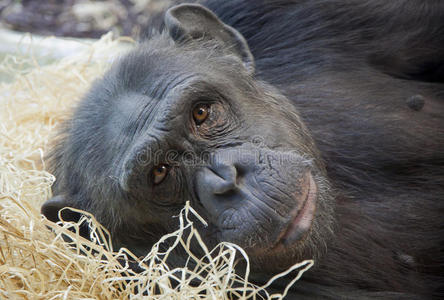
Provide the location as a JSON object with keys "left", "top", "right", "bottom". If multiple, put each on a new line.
{"left": 0, "top": 34, "right": 313, "bottom": 299}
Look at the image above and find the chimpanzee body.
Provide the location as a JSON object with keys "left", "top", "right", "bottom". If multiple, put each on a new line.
{"left": 43, "top": 1, "right": 444, "bottom": 298}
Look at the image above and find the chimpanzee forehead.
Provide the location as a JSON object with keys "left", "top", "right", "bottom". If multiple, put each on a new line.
{"left": 115, "top": 45, "right": 201, "bottom": 88}
{"left": 111, "top": 37, "right": 250, "bottom": 96}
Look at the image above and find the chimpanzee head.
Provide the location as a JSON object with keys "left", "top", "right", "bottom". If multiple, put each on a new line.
{"left": 42, "top": 4, "right": 335, "bottom": 273}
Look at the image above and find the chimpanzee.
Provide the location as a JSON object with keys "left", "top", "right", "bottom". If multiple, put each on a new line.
{"left": 41, "top": 1, "right": 444, "bottom": 298}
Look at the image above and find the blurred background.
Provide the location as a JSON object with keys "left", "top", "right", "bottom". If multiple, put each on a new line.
{"left": 0, "top": 0, "right": 174, "bottom": 82}
{"left": 0, "top": 0, "right": 170, "bottom": 38}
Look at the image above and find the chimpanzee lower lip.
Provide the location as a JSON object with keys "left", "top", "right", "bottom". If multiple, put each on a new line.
{"left": 274, "top": 173, "right": 317, "bottom": 247}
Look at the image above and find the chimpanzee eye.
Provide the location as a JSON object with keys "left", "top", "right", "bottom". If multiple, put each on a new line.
{"left": 153, "top": 164, "right": 169, "bottom": 184}
{"left": 192, "top": 104, "right": 210, "bottom": 125}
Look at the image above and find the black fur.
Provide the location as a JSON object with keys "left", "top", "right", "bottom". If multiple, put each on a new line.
{"left": 44, "top": 1, "right": 444, "bottom": 299}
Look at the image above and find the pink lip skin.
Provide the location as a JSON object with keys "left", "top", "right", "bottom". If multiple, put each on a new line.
{"left": 275, "top": 173, "right": 317, "bottom": 247}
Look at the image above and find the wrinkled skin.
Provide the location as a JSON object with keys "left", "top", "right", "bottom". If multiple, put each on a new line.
{"left": 42, "top": 1, "right": 444, "bottom": 299}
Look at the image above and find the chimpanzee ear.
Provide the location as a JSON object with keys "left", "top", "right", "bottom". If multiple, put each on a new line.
{"left": 41, "top": 195, "right": 81, "bottom": 223}
{"left": 165, "top": 4, "right": 255, "bottom": 74}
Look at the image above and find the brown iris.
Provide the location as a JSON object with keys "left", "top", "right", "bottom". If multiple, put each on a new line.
{"left": 192, "top": 104, "right": 209, "bottom": 125}
{"left": 153, "top": 164, "right": 168, "bottom": 184}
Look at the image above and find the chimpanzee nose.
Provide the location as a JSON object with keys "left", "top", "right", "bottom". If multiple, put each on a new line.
{"left": 196, "top": 159, "right": 246, "bottom": 203}
{"left": 195, "top": 150, "right": 255, "bottom": 222}
{"left": 210, "top": 164, "right": 238, "bottom": 195}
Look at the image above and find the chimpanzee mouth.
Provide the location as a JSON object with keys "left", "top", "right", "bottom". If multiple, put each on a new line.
{"left": 274, "top": 173, "right": 317, "bottom": 248}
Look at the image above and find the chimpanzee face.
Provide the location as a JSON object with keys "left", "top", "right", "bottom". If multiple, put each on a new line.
{"left": 42, "top": 4, "right": 335, "bottom": 272}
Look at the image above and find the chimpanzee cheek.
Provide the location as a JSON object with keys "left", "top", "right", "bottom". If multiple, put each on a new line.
{"left": 252, "top": 150, "right": 310, "bottom": 206}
